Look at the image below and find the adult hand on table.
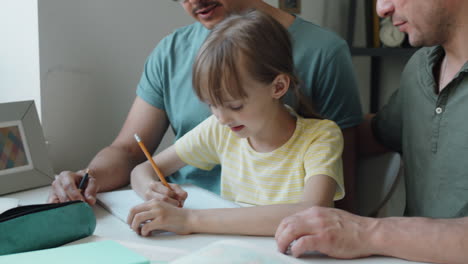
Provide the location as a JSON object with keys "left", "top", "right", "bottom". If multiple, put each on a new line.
{"left": 275, "top": 206, "right": 377, "bottom": 259}
{"left": 47, "top": 170, "right": 98, "bottom": 205}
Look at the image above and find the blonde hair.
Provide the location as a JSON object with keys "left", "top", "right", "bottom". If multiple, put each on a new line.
{"left": 192, "top": 9, "right": 320, "bottom": 118}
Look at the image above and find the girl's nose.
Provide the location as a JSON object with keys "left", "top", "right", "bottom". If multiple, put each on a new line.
{"left": 376, "top": 0, "right": 395, "bottom": 18}
{"left": 213, "top": 109, "right": 231, "bottom": 126}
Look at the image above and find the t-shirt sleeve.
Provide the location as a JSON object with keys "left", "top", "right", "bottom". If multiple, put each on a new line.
{"left": 136, "top": 37, "right": 169, "bottom": 110}
{"left": 372, "top": 89, "right": 403, "bottom": 153}
{"left": 174, "top": 115, "right": 221, "bottom": 170}
{"left": 315, "top": 42, "right": 363, "bottom": 129}
{"left": 304, "top": 120, "right": 344, "bottom": 201}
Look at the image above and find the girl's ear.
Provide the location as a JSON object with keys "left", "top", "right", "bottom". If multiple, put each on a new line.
{"left": 271, "top": 74, "right": 290, "bottom": 99}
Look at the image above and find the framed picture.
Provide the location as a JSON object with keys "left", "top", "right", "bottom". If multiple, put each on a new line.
{"left": 279, "top": 0, "right": 301, "bottom": 14}
{"left": 0, "top": 100, "right": 54, "bottom": 195}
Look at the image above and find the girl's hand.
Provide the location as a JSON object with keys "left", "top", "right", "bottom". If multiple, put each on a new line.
{"left": 143, "top": 181, "right": 188, "bottom": 207}
{"left": 130, "top": 160, "right": 188, "bottom": 207}
{"left": 127, "top": 199, "right": 192, "bottom": 236}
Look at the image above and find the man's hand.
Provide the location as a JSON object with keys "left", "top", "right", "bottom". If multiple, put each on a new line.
{"left": 47, "top": 170, "right": 98, "bottom": 205}
{"left": 275, "top": 207, "right": 377, "bottom": 259}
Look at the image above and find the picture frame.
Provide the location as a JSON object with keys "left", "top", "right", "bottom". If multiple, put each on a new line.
{"left": 279, "top": 0, "right": 301, "bottom": 14}
{"left": 0, "top": 100, "right": 54, "bottom": 195}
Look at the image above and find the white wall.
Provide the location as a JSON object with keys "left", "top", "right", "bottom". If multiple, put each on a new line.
{"left": 0, "top": 0, "right": 41, "bottom": 117}
{"left": 38, "top": 1, "right": 193, "bottom": 172}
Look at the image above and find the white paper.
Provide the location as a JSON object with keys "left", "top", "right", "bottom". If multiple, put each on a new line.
{"left": 66, "top": 235, "right": 189, "bottom": 263}
{"left": 171, "top": 239, "right": 303, "bottom": 264}
{"left": 0, "top": 198, "right": 19, "bottom": 214}
{"left": 97, "top": 184, "right": 240, "bottom": 223}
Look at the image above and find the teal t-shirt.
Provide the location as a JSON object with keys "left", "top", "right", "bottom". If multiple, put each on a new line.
{"left": 137, "top": 17, "right": 363, "bottom": 195}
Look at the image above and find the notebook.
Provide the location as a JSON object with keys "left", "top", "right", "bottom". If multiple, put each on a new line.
{"left": 0, "top": 198, "right": 19, "bottom": 214}
{"left": 66, "top": 235, "right": 189, "bottom": 263}
{"left": 0, "top": 240, "right": 149, "bottom": 264}
{"left": 170, "top": 239, "right": 303, "bottom": 264}
{"left": 97, "top": 184, "right": 240, "bottom": 223}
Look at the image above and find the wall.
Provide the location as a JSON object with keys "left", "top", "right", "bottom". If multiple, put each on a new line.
{"left": 38, "top": 0, "right": 193, "bottom": 172}
{"left": 0, "top": 0, "right": 41, "bottom": 117}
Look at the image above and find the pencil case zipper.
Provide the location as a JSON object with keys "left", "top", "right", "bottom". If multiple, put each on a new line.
{"left": 0, "top": 200, "right": 82, "bottom": 223}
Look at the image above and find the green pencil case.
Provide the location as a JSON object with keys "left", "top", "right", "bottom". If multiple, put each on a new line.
{"left": 0, "top": 200, "right": 96, "bottom": 255}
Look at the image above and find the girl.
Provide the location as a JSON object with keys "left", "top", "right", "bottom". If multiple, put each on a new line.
{"left": 128, "top": 10, "right": 344, "bottom": 236}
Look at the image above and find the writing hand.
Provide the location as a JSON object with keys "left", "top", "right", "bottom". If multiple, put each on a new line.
{"left": 143, "top": 181, "right": 187, "bottom": 207}
{"left": 47, "top": 170, "right": 98, "bottom": 205}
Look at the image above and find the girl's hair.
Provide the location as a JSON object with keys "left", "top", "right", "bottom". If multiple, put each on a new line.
{"left": 192, "top": 9, "right": 320, "bottom": 119}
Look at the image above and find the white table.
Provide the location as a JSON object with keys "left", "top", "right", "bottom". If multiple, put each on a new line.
{"left": 3, "top": 186, "right": 427, "bottom": 264}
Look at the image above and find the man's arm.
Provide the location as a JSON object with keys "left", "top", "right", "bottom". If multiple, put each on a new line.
{"left": 336, "top": 114, "right": 391, "bottom": 212}
{"left": 372, "top": 216, "right": 468, "bottom": 263}
{"left": 276, "top": 207, "right": 468, "bottom": 263}
{"left": 48, "top": 97, "right": 169, "bottom": 204}
{"left": 358, "top": 114, "right": 390, "bottom": 155}
{"left": 334, "top": 126, "right": 357, "bottom": 213}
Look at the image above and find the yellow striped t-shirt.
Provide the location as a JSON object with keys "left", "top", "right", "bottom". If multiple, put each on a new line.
{"left": 174, "top": 115, "right": 344, "bottom": 205}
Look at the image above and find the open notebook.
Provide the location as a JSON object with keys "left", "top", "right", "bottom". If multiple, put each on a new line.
{"left": 97, "top": 184, "right": 240, "bottom": 223}
{"left": 170, "top": 239, "right": 303, "bottom": 264}
{"left": 65, "top": 237, "right": 304, "bottom": 264}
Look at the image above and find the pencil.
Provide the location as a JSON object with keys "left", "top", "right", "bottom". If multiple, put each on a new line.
{"left": 78, "top": 168, "right": 90, "bottom": 190}
{"left": 134, "top": 133, "right": 173, "bottom": 191}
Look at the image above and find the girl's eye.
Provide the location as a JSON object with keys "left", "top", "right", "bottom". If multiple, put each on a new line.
{"left": 230, "top": 105, "right": 243, "bottom": 111}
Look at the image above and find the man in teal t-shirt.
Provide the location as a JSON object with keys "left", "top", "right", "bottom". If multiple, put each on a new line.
{"left": 48, "top": 0, "right": 362, "bottom": 210}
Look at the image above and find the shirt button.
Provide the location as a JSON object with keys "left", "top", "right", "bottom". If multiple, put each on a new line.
{"left": 435, "top": 107, "right": 443, "bottom": 114}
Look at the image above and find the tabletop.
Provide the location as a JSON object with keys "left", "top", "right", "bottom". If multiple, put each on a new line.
{"left": 2, "top": 186, "right": 426, "bottom": 264}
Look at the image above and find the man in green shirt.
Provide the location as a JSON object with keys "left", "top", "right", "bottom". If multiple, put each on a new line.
{"left": 276, "top": 0, "right": 468, "bottom": 262}
{"left": 48, "top": 0, "right": 362, "bottom": 211}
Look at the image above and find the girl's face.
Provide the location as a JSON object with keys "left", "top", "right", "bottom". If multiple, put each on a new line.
{"left": 205, "top": 69, "right": 287, "bottom": 141}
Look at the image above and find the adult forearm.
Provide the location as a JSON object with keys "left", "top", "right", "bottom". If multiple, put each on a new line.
{"left": 88, "top": 145, "right": 141, "bottom": 192}
{"left": 371, "top": 217, "right": 468, "bottom": 263}
{"left": 358, "top": 114, "right": 389, "bottom": 155}
{"left": 188, "top": 203, "right": 317, "bottom": 236}
{"left": 336, "top": 126, "right": 357, "bottom": 213}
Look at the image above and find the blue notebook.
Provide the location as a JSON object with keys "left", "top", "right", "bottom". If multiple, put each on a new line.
{"left": 0, "top": 240, "right": 149, "bottom": 264}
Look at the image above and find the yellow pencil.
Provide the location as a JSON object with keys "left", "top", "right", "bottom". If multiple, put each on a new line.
{"left": 134, "top": 133, "right": 173, "bottom": 191}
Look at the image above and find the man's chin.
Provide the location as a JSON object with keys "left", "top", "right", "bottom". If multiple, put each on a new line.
{"left": 200, "top": 18, "right": 225, "bottom": 29}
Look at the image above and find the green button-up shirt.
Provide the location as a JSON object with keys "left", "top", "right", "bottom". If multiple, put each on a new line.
{"left": 373, "top": 46, "right": 468, "bottom": 218}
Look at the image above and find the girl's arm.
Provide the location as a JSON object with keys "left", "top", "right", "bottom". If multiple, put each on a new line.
{"left": 128, "top": 173, "right": 337, "bottom": 236}
{"left": 188, "top": 174, "right": 337, "bottom": 235}
{"left": 130, "top": 145, "right": 187, "bottom": 205}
